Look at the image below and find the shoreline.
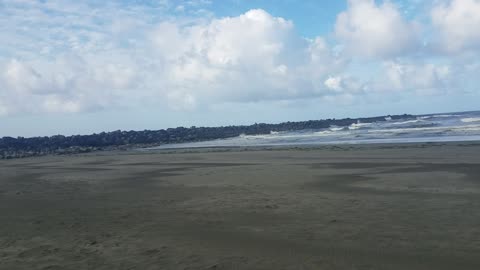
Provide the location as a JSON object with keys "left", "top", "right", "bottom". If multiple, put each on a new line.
{"left": 3, "top": 138, "right": 480, "bottom": 161}
{"left": 3, "top": 110, "right": 480, "bottom": 160}
{"left": 142, "top": 138, "right": 480, "bottom": 151}
{"left": 144, "top": 135, "right": 480, "bottom": 151}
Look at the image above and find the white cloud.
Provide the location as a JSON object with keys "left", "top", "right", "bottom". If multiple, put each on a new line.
{"left": 140, "top": 9, "right": 347, "bottom": 106}
{"left": 335, "top": 0, "right": 420, "bottom": 58}
{"left": 324, "top": 75, "right": 365, "bottom": 94}
{"left": 3, "top": 59, "right": 44, "bottom": 95}
{"left": 42, "top": 95, "right": 82, "bottom": 114}
{"left": 0, "top": 1, "right": 477, "bottom": 118}
{"left": 325, "top": 76, "right": 343, "bottom": 92}
{"left": 0, "top": 7, "right": 347, "bottom": 115}
{"left": 374, "top": 61, "right": 453, "bottom": 95}
{"left": 167, "top": 91, "right": 197, "bottom": 111}
{"left": 175, "top": 5, "right": 185, "bottom": 12}
{"left": 0, "top": 55, "right": 138, "bottom": 115}
{"left": 431, "top": 0, "right": 480, "bottom": 53}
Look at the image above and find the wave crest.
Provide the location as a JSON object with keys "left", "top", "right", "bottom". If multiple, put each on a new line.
{"left": 461, "top": 117, "right": 480, "bottom": 123}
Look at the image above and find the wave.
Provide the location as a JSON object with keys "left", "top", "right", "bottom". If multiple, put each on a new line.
{"left": 461, "top": 117, "right": 480, "bottom": 123}
{"left": 367, "top": 124, "right": 480, "bottom": 135}
{"left": 154, "top": 111, "right": 480, "bottom": 149}
{"left": 391, "top": 119, "right": 423, "bottom": 125}
{"left": 419, "top": 114, "right": 459, "bottom": 120}
{"left": 348, "top": 122, "right": 373, "bottom": 130}
{"left": 239, "top": 133, "right": 272, "bottom": 139}
{"left": 329, "top": 126, "right": 346, "bottom": 132}
{"left": 433, "top": 114, "right": 459, "bottom": 118}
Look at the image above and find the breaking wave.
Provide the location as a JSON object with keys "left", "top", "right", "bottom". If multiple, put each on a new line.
{"left": 151, "top": 111, "right": 480, "bottom": 149}
{"left": 348, "top": 122, "right": 373, "bottom": 130}
{"left": 461, "top": 117, "right": 480, "bottom": 123}
{"left": 391, "top": 119, "right": 423, "bottom": 125}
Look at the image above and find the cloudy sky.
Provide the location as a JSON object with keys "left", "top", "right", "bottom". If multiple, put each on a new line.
{"left": 1, "top": 0, "right": 479, "bottom": 136}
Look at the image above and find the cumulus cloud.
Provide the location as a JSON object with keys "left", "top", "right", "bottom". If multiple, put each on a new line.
{"left": 324, "top": 76, "right": 343, "bottom": 92}
{"left": 0, "top": 7, "right": 349, "bottom": 115}
{"left": 324, "top": 75, "right": 364, "bottom": 94}
{"left": 431, "top": 0, "right": 480, "bottom": 53}
{"left": 0, "top": 0, "right": 477, "bottom": 118}
{"left": 0, "top": 55, "right": 138, "bottom": 114}
{"left": 3, "top": 60, "right": 44, "bottom": 95}
{"left": 373, "top": 61, "right": 453, "bottom": 95}
{"left": 149, "top": 9, "right": 345, "bottom": 107}
{"left": 335, "top": 0, "right": 420, "bottom": 58}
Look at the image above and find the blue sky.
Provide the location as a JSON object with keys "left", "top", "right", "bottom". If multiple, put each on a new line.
{"left": 208, "top": 0, "right": 347, "bottom": 37}
{"left": 0, "top": 0, "right": 479, "bottom": 136}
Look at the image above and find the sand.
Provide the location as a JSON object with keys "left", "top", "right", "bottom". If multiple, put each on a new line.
{"left": 1, "top": 142, "right": 480, "bottom": 270}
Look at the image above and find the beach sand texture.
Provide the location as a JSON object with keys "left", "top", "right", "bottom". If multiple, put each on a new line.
{"left": 1, "top": 142, "right": 480, "bottom": 269}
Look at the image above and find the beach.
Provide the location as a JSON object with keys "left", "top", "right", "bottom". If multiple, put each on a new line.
{"left": 1, "top": 142, "right": 480, "bottom": 269}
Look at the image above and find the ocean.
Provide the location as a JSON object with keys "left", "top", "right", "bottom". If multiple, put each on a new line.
{"left": 151, "top": 111, "right": 480, "bottom": 149}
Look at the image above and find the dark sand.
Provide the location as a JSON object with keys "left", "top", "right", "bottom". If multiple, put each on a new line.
{"left": 1, "top": 142, "right": 480, "bottom": 269}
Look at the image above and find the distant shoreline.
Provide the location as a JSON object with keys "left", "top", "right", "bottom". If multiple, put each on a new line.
{"left": 2, "top": 111, "right": 480, "bottom": 159}
{"left": 139, "top": 140, "right": 480, "bottom": 153}
{"left": 147, "top": 135, "right": 480, "bottom": 151}
{"left": 1, "top": 112, "right": 415, "bottom": 159}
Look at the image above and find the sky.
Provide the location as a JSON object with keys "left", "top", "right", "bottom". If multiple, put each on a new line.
{"left": 1, "top": 0, "right": 480, "bottom": 137}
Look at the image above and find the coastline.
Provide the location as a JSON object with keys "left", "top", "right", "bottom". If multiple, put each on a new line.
{"left": 2, "top": 110, "right": 480, "bottom": 160}
{"left": 140, "top": 139, "right": 480, "bottom": 153}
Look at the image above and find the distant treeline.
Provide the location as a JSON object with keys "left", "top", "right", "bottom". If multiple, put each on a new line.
{"left": 0, "top": 114, "right": 413, "bottom": 159}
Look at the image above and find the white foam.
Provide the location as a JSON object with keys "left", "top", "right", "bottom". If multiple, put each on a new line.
{"left": 391, "top": 119, "right": 422, "bottom": 125}
{"left": 461, "top": 117, "right": 480, "bottom": 123}
{"left": 349, "top": 122, "right": 372, "bottom": 130}
{"left": 367, "top": 124, "right": 480, "bottom": 134}
{"left": 329, "top": 126, "right": 345, "bottom": 132}
{"left": 314, "top": 130, "right": 332, "bottom": 135}
{"left": 433, "top": 114, "right": 458, "bottom": 118}
{"left": 418, "top": 114, "right": 458, "bottom": 120}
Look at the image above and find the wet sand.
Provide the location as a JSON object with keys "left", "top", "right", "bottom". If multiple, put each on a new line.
{"left": 1, "top": 142, "right": 480, "bottom": 269}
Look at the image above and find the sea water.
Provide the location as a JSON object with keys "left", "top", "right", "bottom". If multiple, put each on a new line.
{"left": 151, "top": 111, "right": 480, "bottom": 149}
